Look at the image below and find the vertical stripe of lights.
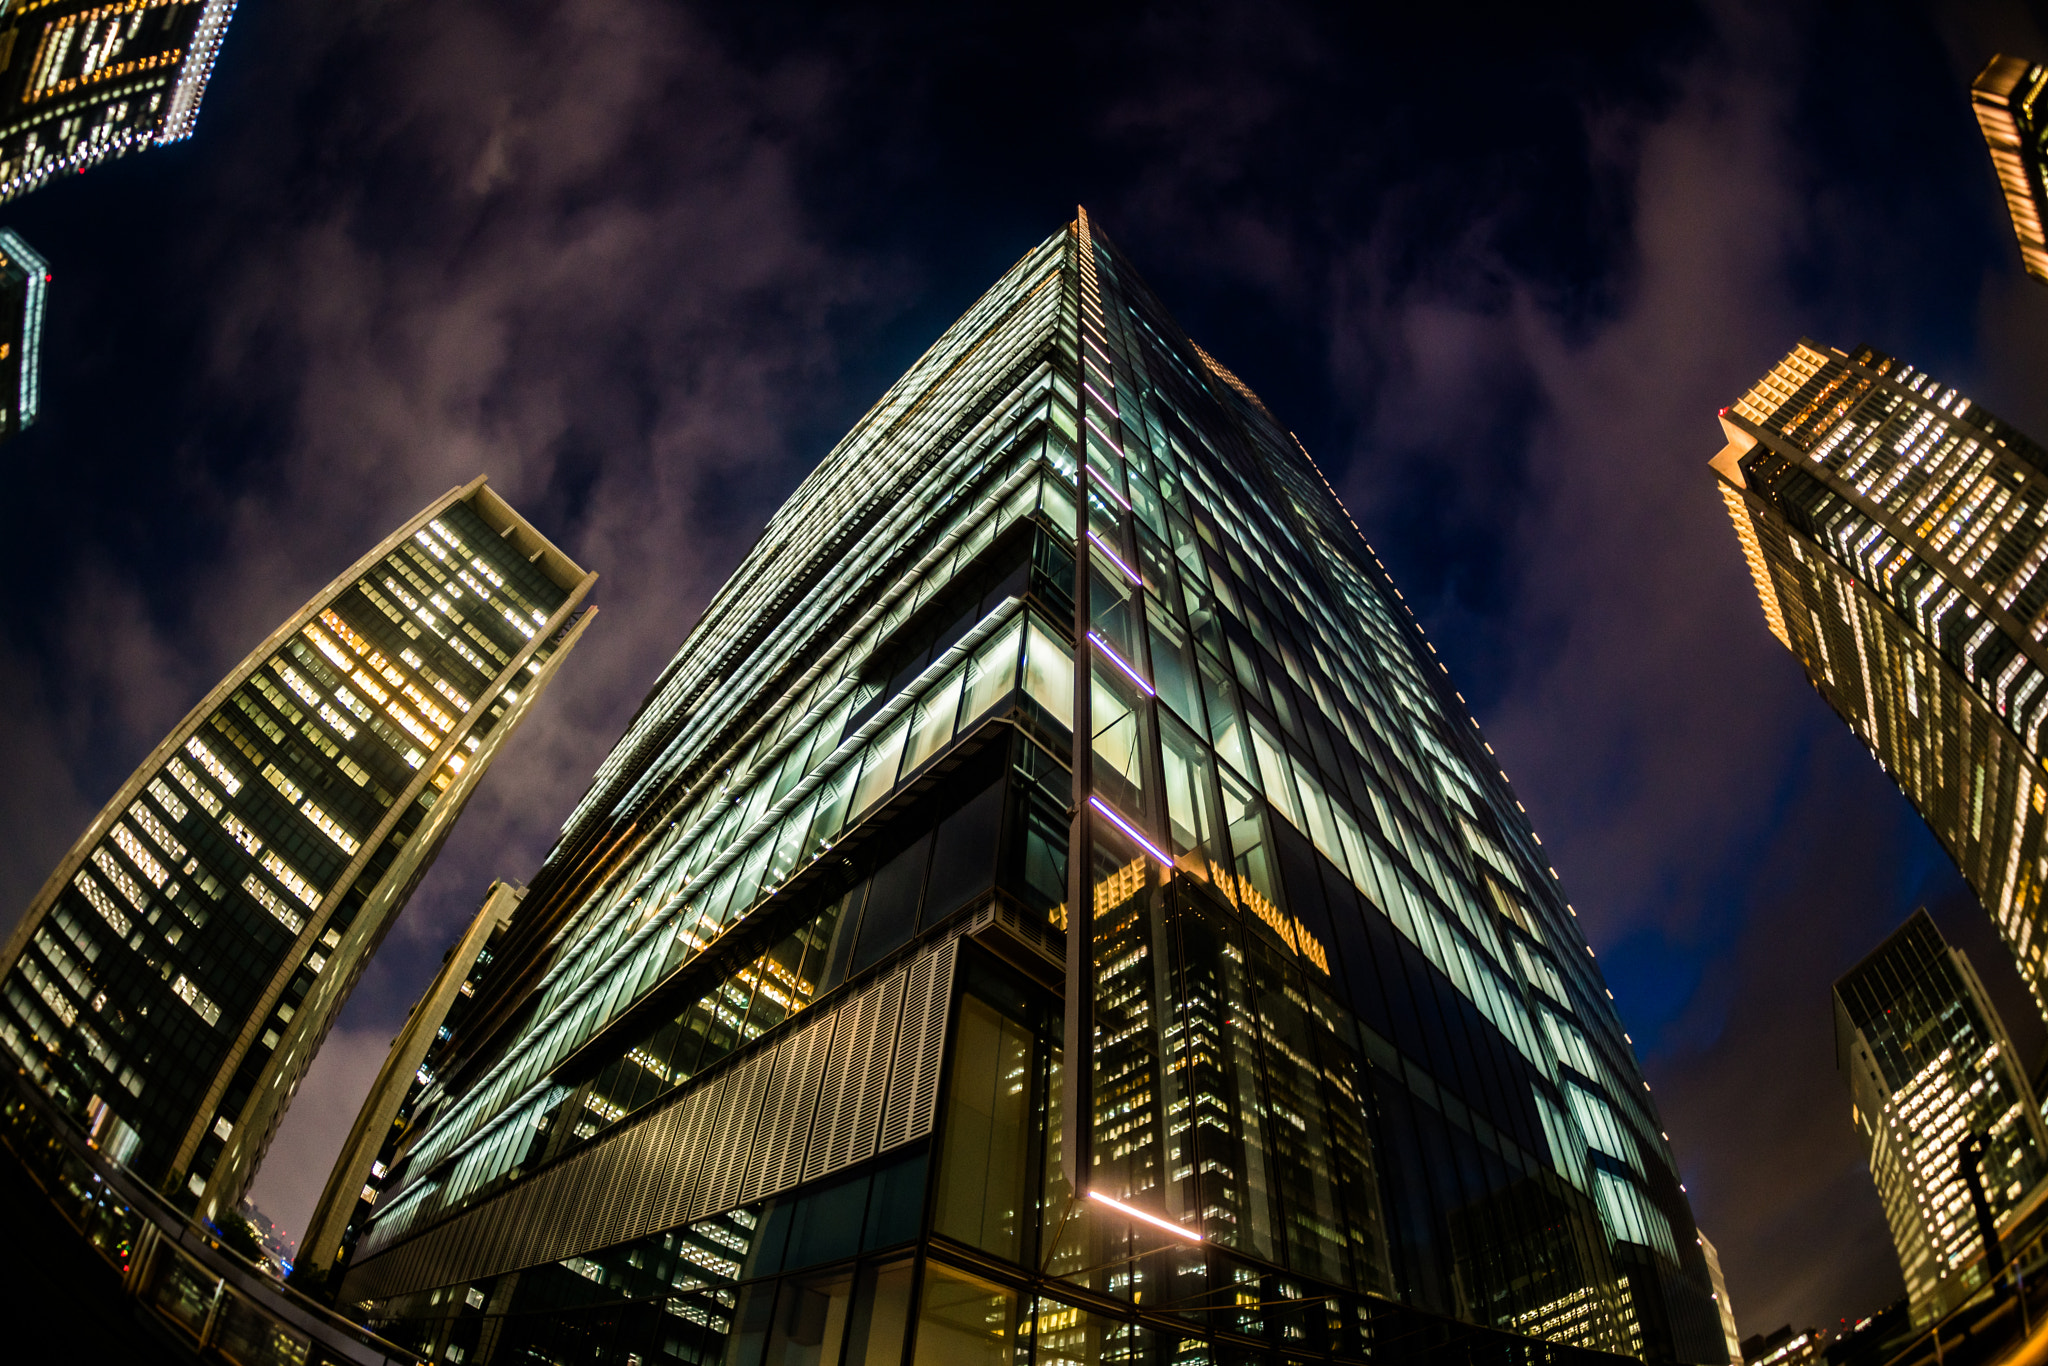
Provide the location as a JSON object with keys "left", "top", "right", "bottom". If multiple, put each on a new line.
{"left": 1063, "top": 208, "right": 1100, "bottom": 1197}
{"left": 1088, "top": 631, "right": 1155, "bottom": 697}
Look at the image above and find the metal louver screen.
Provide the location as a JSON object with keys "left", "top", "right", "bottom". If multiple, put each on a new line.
{"left": 340, "top": 941, "right": 958, "bottom": 1305}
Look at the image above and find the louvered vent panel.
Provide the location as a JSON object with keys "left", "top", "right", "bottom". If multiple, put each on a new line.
{"left": 660, "top": 1086, "right": 708, "bottom": 1233}
{"left": 808, "top": 972, "right": 906, "bottom": 1180}
{"left": 743, "top": 1012, "right": 836, "bottom": 1203}
{"left": 698, "top": 1050, "right": 776, "bottom": 1219}
{"left": 676, "top": 1075, "right": 733, "bottom": 1223}
{"left": 881, "top": 940, "right": 957, "bottom": 1150}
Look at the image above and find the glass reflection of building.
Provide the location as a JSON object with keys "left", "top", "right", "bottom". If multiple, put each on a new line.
{"left": 1713, "top": 342, "right": 2048, "bottom": 1019}
{"left": 336, "top": 214, "right": 1723, "bottom": 1365}
{"left": 0, "top": 478, "right": 595, "bottom": 1227}
{"left": 1974, "top": 54, "right": 2048, "bottom": 285}
{"left": 0, "top": 225, "right": 45, "bottom": 440}
{"left": 0, "top": 0, "right": 239, "bottom": 201}
{"left": 1834, "top": 911, "right": 2048, "bottom": 1326}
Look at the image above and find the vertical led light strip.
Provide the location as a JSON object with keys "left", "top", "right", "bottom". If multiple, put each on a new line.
{"left": 0, "top": 230, "right": 47, "bottom": 428}
{"left": 1061, "top": 206, "right": 1097, "bottom": 1196}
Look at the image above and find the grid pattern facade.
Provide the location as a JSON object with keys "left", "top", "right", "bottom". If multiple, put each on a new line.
{"left": 1974, "top": 54, "right": 2048, "bottom": 285}
{"left": 343, "top": 219, "right": 1720, "bottom": 1365}
{"left": 0, "top": 478, "right": 592, "bottom": 1222}
{"left": 0, "top": 0, "right": 237, "bottom": 203}
{"left": 1833, "top": 912, "right": 2048, "bottom": 1325}
{"left": 1713, "top": 342, "right": 2048, "bottom": 1018}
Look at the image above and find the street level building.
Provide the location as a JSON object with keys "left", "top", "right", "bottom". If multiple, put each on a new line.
{"left": 0, "top": 225, "right": 44, "bottom": 440}
{"left": 0, "top": 477, "right": 595, "bottom": 1226}
{"left": 0, "top": 0, "right": 238, "bottom": 202}
{"left": 1834, "top": 911, "right": 2048, "bottom": 1325}
{"left": 1973, "top": 54, "right": 2048, "bottom": 284}
{"left": 1714, "top": 342, "right": 2048, "bottom": 1017}
{"left": 336, "top": 214, "right": 1721, "bottom": 1366}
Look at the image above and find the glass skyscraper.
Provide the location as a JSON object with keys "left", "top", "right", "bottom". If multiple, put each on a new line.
{"left": 0, "top": 476, "right": 595, "bottom": 1227}
{"left": 0, "top": 0, "right": 238, "bottom": 202}
{"left": 1833, "top": 911, "right": 2048, "bottom": 1325}
{"left": 1974, "top": 54, "right": 2048, "bottom": 285}
{"left": 336, "top": 215, "right": 1720, "bottom": 1366}
{"left": 0, "top": 224, "right": 45, "bottom": 440}
{"left": 1713, "top": 342, "right": 2048, "bottom": 1017}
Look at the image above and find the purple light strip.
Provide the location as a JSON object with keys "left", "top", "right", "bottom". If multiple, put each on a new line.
{"left": 1082, "top": 381, "right": 1119, "bottom": 417}
{"left": 1087, "top": 465, "right": 1131, "bottom": 510}
{"left": 1089, "top": 796, "right": 1173, "bottom": 866}
{"left": 1084, "top": 414, "right": 1124, "bottom": 455}
{"left": 1087, "top": 531, "right": 1142, "bottom": 586}
{"left": 1089, "top": 631, "right": 1155, "bottom": 696}
{"left": 1085, "top": 356, "right": 1116, "bottom": 389}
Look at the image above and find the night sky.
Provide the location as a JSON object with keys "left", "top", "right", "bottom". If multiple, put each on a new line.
{"left": 1, "top": 0, "right": 2045, "bottom": 1339}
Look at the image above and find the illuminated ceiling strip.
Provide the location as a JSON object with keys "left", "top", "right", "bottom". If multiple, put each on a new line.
{"left": 1089, "top": 796, "right": 1173, "bottom": 868}
{"left": 1087, "top": 531, "right": 1142, "bottom": 586}
{"left": 1087, "top": 1190, "right": 1201, "bottom": 1241}
{"left": 1087, "top": 465, "right": 1131, "bottom": 510}
{"left": 1088, "top": 631, "right": 1155, "bottom": 697}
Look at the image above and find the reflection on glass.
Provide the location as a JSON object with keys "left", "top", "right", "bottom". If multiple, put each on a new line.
{"left": 911, "top": 1262, "right": 1016, "bottom": 1366}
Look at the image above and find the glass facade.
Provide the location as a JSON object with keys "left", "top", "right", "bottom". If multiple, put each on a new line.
{"left": 0, "top": 477, "right": 595, "bottom": 1225}
{"left": 1974, "top": 54, "right": 2048, "bottom": 285}
{"left": 340, "top": 217, "right": 1721, "bottom": 1364}
{"left": 0, "top": 0, "right": 238, "bottom": 202}
{"left": 1833, "top": 911, "right": 2048, "bottom": 1325}
{"left": 0, "top": 224, "right": 45, "bottom": 440}
{"left": 1713, "top": 343, "right": 2048, "bottom": 1018}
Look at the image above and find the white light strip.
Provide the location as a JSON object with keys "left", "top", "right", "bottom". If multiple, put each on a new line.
{"left": 1088, "top": 1190, "right": 1202, "bottom": 1241}
{"left": 1089, "top": 796, "right": 1173, "bottom": 867}
{"left": 1089, "top": 631, "right": 1155, "bottom": 697}
{"left": 1085, "top": 356, "right": 1116, "bottom": 390}
{"left": 1087, "top": 531, "right": 1143, "bottom": 586}
{"left": 1082, "top": 381, "right": 1120, "bottom": 417}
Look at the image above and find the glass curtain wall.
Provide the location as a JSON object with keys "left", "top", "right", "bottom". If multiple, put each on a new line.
{"left": 344, "top": 219, "right": 1721, "bottom": 1366}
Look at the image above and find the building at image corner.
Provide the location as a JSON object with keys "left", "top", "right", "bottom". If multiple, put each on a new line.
{"left": 0, "top": 0, "right": 239, "bottom": 202}
{"left": 1698, "top": 1230, "right": 1741, "bottom": 1366}
{"left": 0, "top": 476, "right": 595, "bottom": 1226}
{"left": 1712, "top": 342, "right": 2048, "bottom": 1021}
{"left": 334, "top": 213, "right": 1723, "bottom": 1365}
{"left": 1974, "top": 54, "right": 2048, "bottom": 285}
{"left": 0, "top": 225, "right": 45, "bottom": 441}
{"left": 1834, "top": 911, "right": 2048, "bottom": 1326}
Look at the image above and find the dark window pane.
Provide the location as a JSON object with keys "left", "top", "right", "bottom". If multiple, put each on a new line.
{"left": 851, "top": 832, "right": 931, "bottom": 975}
{"left": 921, "top": 777, "right": 1003, "bottom": 929}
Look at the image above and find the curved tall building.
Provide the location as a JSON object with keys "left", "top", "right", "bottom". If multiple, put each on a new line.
{"left": 0, "top": 476, "right": 595, "bottom": 1225}
{"left": 1713, "top": 342, "right": 2048, "bottom": 1015}
{"left": 335, "top": 216, "right": 1720, "bottom": 1366}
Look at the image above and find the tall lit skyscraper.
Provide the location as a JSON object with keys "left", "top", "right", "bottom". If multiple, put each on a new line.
{"left": 1713, "top": 342, "right": 2048, "bottom": 1016}
{"left": 334, "top": 214, "right": 1720, "bottom": 1366}
{"left": 1973, "top": 54, "right": 2048, "bottom": 284}
{"left": 0, "top": 0, "right": 238, "bottom": 202}
{"left": 1834, "top": 911, "right": 2048, "bottom": 1324}
{"left": 1698, "top": 1232, "right": 1741, "bottom": 1366}
{"left": 0, "top": 225, "right": 45, "bottom": 440}
{"left": 0, "top": 477, "right": 595, "bottom": 1225}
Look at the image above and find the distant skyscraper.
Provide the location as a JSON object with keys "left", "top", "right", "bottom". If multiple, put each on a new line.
{"left": 0, "top": 225, "right": 45, "bottom": 439}
{"left": 0, "top": 0, "right": 237, "bottom": 201}
{"left": 1714, "top": 341, "right": 2048, "bottom": 1017}
{"left": 1834, "top": 911, "right": 2048, "bottom": 1324}
{"left": 332, "top": 215, "right": 1722, "bottom": 1365}
{"left": 0, "top": 477, "right": 594, "bottom": 1225}
{"left": 1973, "top": 54, "right": 2048, "bottom": 284}
{"left": 1699, "top": 1231, "right": 1742, "bottom": 1366}
{"left": 295, "top": 878, "right": 524, "bottom": 1284}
